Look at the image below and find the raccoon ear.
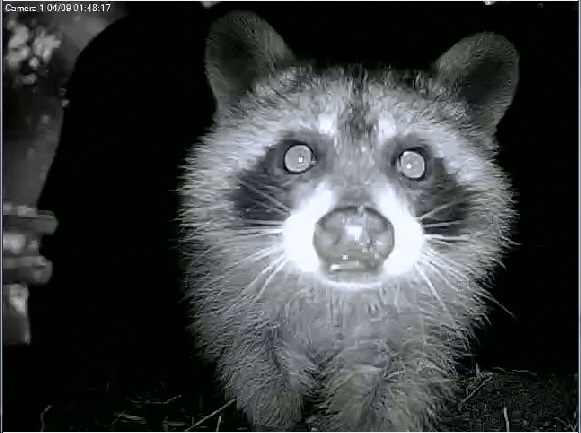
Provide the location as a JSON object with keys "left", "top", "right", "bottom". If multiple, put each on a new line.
{"left": 434, "top": 33, "right": 519, "bottom": 128}
{"left": 205, "top": 11, "right": 295, "bottom": 111}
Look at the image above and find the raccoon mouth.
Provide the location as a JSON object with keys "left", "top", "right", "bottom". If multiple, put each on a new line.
{"left": 320, "top": 256, "right": 383, "bottom": 283}
{"left": 328, "top": 258, "right": 380, "bottom": 273}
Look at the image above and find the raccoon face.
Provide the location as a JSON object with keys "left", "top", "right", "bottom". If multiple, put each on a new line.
{"left": 277, "top": 134, "right": 442, "bottom": 289}
{"left": 181, "top": 11, "right": 518, "bottom": 297}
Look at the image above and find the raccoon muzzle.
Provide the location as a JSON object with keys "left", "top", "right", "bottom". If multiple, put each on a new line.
{"left": 313, "top": 206, "right": 394, "bottom": 279}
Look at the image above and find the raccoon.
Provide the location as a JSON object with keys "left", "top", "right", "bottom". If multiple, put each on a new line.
{"left": 179, "top": 10, "right": 519, "bottom": 432}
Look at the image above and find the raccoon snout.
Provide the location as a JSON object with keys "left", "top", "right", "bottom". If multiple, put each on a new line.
{"left": 313, "top": 206, "right": 394, "bottom": 273}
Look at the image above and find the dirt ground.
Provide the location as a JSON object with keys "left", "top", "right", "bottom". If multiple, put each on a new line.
{"left": 441, "top": 370, "right": 578, "bottom": 432}
{"left": 35, "top": 369, "right": 577, "bottom": 432}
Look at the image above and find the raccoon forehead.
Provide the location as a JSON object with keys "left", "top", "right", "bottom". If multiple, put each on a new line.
{"left": 252, "top": 68, "right": 360, "bottom": 132}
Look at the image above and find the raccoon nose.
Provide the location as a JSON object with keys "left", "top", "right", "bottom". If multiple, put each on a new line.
{"left": 313, "top": 206, "right": 394, "bottom": 272}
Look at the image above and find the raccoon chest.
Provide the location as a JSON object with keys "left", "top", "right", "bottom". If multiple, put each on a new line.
{"left": 280, "top": 301, "right": 397, "bottom": 361}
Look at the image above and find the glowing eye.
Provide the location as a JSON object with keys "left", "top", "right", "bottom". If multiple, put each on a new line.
{"left": 283, "top": 143, "right": 315, "bottom": 174}
{"left": 398, "top": 150, "right": 426, "bottom": 180}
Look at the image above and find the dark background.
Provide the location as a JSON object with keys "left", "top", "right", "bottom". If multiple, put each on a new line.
{"left": 4, "top": 2, "right": 579, "bottom": 431}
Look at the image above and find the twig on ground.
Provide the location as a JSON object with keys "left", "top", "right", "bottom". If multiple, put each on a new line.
{"left": 39, "top": 405, "right": 52, "bottom": 432}
{"left": 186, "top": 399, "right": 235, "bottom": 431}
{"left": 502, "top": 406, "right": 510, "bottom": 432}
{"left": 216, "top": 414, "right": 223, "bottom": 432}
{"left": 459, "top": 374, "right": 494, "bottom": 406}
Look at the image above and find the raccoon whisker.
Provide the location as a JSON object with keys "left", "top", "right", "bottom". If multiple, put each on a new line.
{"left": 228, "top": 245, "right": 283, "bottom": 261}
{"left": 232, "top": 245, "right": 282, "bottom": 266}
{"left": 426, "top": 239, "right": 466, "bottom": 248}
{"left": 254, "top": 255, "right": 288, "bottom": 301}
{"left": 202, "top": 231, "right": 281, "bottom": 249}
{"left": 422, "top": 259, "right": 454, "bottom": 288}
{"left": 227, "top": 237, "right": 281, "bottom": 247}
{"left": 238, "top": 179, "right": 290, "bottom": 215}
{"left": 188, "top": 238, "right": 275, "bottom": 266}
{"left": 248, "top": 203, "right": 289, "bottom": 219}
{"left": 422, "top": 221, "right": 465, "bottom": 228}
{"left": 240, "top": 219, "right": 285, "bottom": 228}
{"left": 415, "top": 265, "right": 459, "bottom": 332}
{"left": 436, "top": 260, "right": 465, "bottom": 284}
{"left": 195, "top": 248, "right": 282, "bottom": 294}
{"left": 199, "top": 245, "right": 281, "bottom": 282}
{"left": 429, "top": 244, "right": 500, "bottom": 277}
{"left": 425, "top": 234, "right": 472, "bottom": 243}
{"left": 422, "top": 261, "right": 464, "bottom": 307}
{"left": 423, "top": 250, "right": 466, "bottom": 282}
{"left": 243, "top": 254, "right": 285, "bottom": 298}
{"left": 229, "top": 230, "right": 283, "bottom": 239}
{"left": 419, "top": 201, "right": 467, "bottom": 221}
{"left": 424, "top": 251, "right": 514, "bottom": 320}
{"left": 233, "top": 226, "right": 283, "bottom": 234}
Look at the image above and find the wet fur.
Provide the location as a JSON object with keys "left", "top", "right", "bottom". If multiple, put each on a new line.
{"left": 179, "top": 11, "right": 519, "bottom": 432}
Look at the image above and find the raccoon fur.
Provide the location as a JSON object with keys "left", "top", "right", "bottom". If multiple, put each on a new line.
{"left": 179, "top": 10, "right": 519, "bottom": 432}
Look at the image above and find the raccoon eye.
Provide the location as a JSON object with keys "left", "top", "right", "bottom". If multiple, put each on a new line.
{"left": 397, "top": 150, "right": 426, "bottom": 180}
{"left": 283, "top": 142, "right": 315, "bottom": 174}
